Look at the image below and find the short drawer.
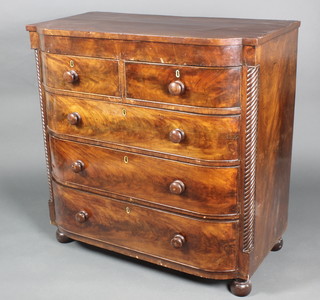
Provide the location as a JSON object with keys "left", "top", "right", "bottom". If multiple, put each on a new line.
{"left": 126, "top": 62, "right": 241, "bottom": 108}
{"left": 42, "top": 53, "right": 120, "bottom": 96}
{"left": 50, "top": 137, "right": 239, "bottom": 217}
{"left": 46, "top": 93, "right": 240, "bottom": 162}
{"left": 53, "top": 182, "right": 238, "bottom": 272}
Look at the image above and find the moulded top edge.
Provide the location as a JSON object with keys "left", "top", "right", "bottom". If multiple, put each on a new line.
{"left": 26, "top": 12, "right": 301, "bottom": 46}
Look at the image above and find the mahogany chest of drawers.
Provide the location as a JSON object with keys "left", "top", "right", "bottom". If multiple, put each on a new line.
{"left": 26, "top": 12, "right": 300, "bottom": 296}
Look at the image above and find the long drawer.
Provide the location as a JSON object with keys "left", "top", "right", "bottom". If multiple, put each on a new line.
{"left": 53, "top": 182, "right": 238, "bottom": 272}
{"left": 40, "top": 35, "right": 242, "bottom": 67}
{"left": 46, "top": 93, "right": 240, "bottom": 162}
{"left": 50, "top": 137, "right": 239, "bottom": 217}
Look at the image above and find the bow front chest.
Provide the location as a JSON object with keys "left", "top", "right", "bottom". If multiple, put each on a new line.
{"left": 26, "top": 12, "right": 300, "bottom": 296}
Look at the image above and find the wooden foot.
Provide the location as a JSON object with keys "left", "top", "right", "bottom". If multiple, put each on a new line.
{"left": 271, "top": 238, "right": 283, "bottom": 251}
{"left": 56, "top": 229, "right": 73, "bottom": 243}
{"left": 229, "top": 279, "right": 252, "bottom": 297}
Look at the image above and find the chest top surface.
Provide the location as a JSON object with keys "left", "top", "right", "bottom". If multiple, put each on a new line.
{"left": 26, "top": 11, "right": 300, "bottom": 46}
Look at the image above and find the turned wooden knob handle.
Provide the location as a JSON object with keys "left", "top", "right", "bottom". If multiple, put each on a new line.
{"left": 171, "top": 234, "right": 185, "bottom": 249}
{"left": 67, "top": 112, "right": 81, "bottom": 125}
{"left": 71, "top": 160, "right": 84, "bottom": 173}
{"left": 169, "top": 129, "right": 185, "bottom": 143}
{"left": 168, "top": 80, "right": 185, "bottom": 96}
{"left": 63, "top": 70, "right": 79, "bottom": 83}
{"left": 75, "top": 210, "right": 88, "bottom": 223}
{"left": 169, "top": 180, "right": 185, "bottom": 195}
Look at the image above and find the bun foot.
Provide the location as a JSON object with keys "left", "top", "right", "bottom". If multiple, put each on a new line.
{"left": 56, "top": 229, "right": 73, "bottom": 243}
{"left": 271, "top": 238, "right": 283, "bottom": 251}
{"left": 229, "top": 279, "right": 252, "bottom": 297}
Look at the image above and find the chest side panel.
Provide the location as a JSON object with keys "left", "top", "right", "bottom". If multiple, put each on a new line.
{"left": 250, "top": 29, "right": 298, "bottom": 275}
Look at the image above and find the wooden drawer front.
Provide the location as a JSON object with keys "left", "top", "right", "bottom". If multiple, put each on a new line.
{"left": 122, "top": 42, "right": 241, "bottom": 67}
{"left": 40, "top": 35, "right": 241, "bottom": 67}
{"left": 47, "top": 94, "right": 240, "bottom": 162}
{"left": 126, "top": 63, "right": 240, "bottom": 108}
{"left": 42, "top": 53, "right": 120, "bottom": 96}
{"left": 53, "top": 182, "right": 238, "bottom": 272}
{"left": 40, "top": 35, "right": 119, "bottom": 59}
{"left": 50, "top": 137, "right": 239, "bottom": 216}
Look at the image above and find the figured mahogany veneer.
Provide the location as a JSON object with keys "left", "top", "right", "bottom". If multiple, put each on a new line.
{"left": 39, "top": 35, "right": 242, "bottom": 67}
{"left": 126, "top": 63, "right": 241, "bottom": 108}
{"left": 46, "top": 93, "right": 240, "bottom": 162}
{"left": 26, "top": 12, "right": 299, "bottom": 46}
{"left": 27, "top": 12, "right": 300, "bottom": 297}
{"left": 53, "top": 182, "right": 238, "bottom": 272}
{"left": 50, "top": 137, "right": 239, "bottom": 217}
{"left": 42, "top": 53, "right": 120, "bottom": 96}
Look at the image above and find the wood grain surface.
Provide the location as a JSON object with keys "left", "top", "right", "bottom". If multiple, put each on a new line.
{"left": 126, "top": 63, "right": 240, "bottom": 108}
{"left": 53, "top": 182, "right": 239, "bottom": 272}
{"left": 46, "top": 93, "right": 240, "bottom": 162}
{"left": 39, "top": 35, "right": 242, "bottom": 67}
{"left": 26, "top": 12, "right": 300, "bottom": 46}
{"left": 250, "top": 29, "right": 299, "bottom": 274}
{"left": 50, "top": 137, "right": 239, "bottom": 217}
{"left": 42, "top": 53, "right": 120, "bottom": 96}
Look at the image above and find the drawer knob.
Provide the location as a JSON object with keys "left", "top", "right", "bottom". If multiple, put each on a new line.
{"left": 169, "top": 129, "right": 185, "bottom": 143}
{"left": 71, "top": 160, "right": 84, "bottom": 173}
{"left": 75, "top": 210, "right": 88, "bottom": 223}
{"left": 67, "top": 112, "right": 81, "bottom": 125}
{"left": 171, "top": 234, "right": 185, "bottom": 249}
{"left": 169, "top": 180, "right": 185, "bottom": 195}
{"left": 63, "top": 70, "right": 79, "bottom": 83}
{"left": 168, "top": 80, "right": 185, "bottom": 96}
